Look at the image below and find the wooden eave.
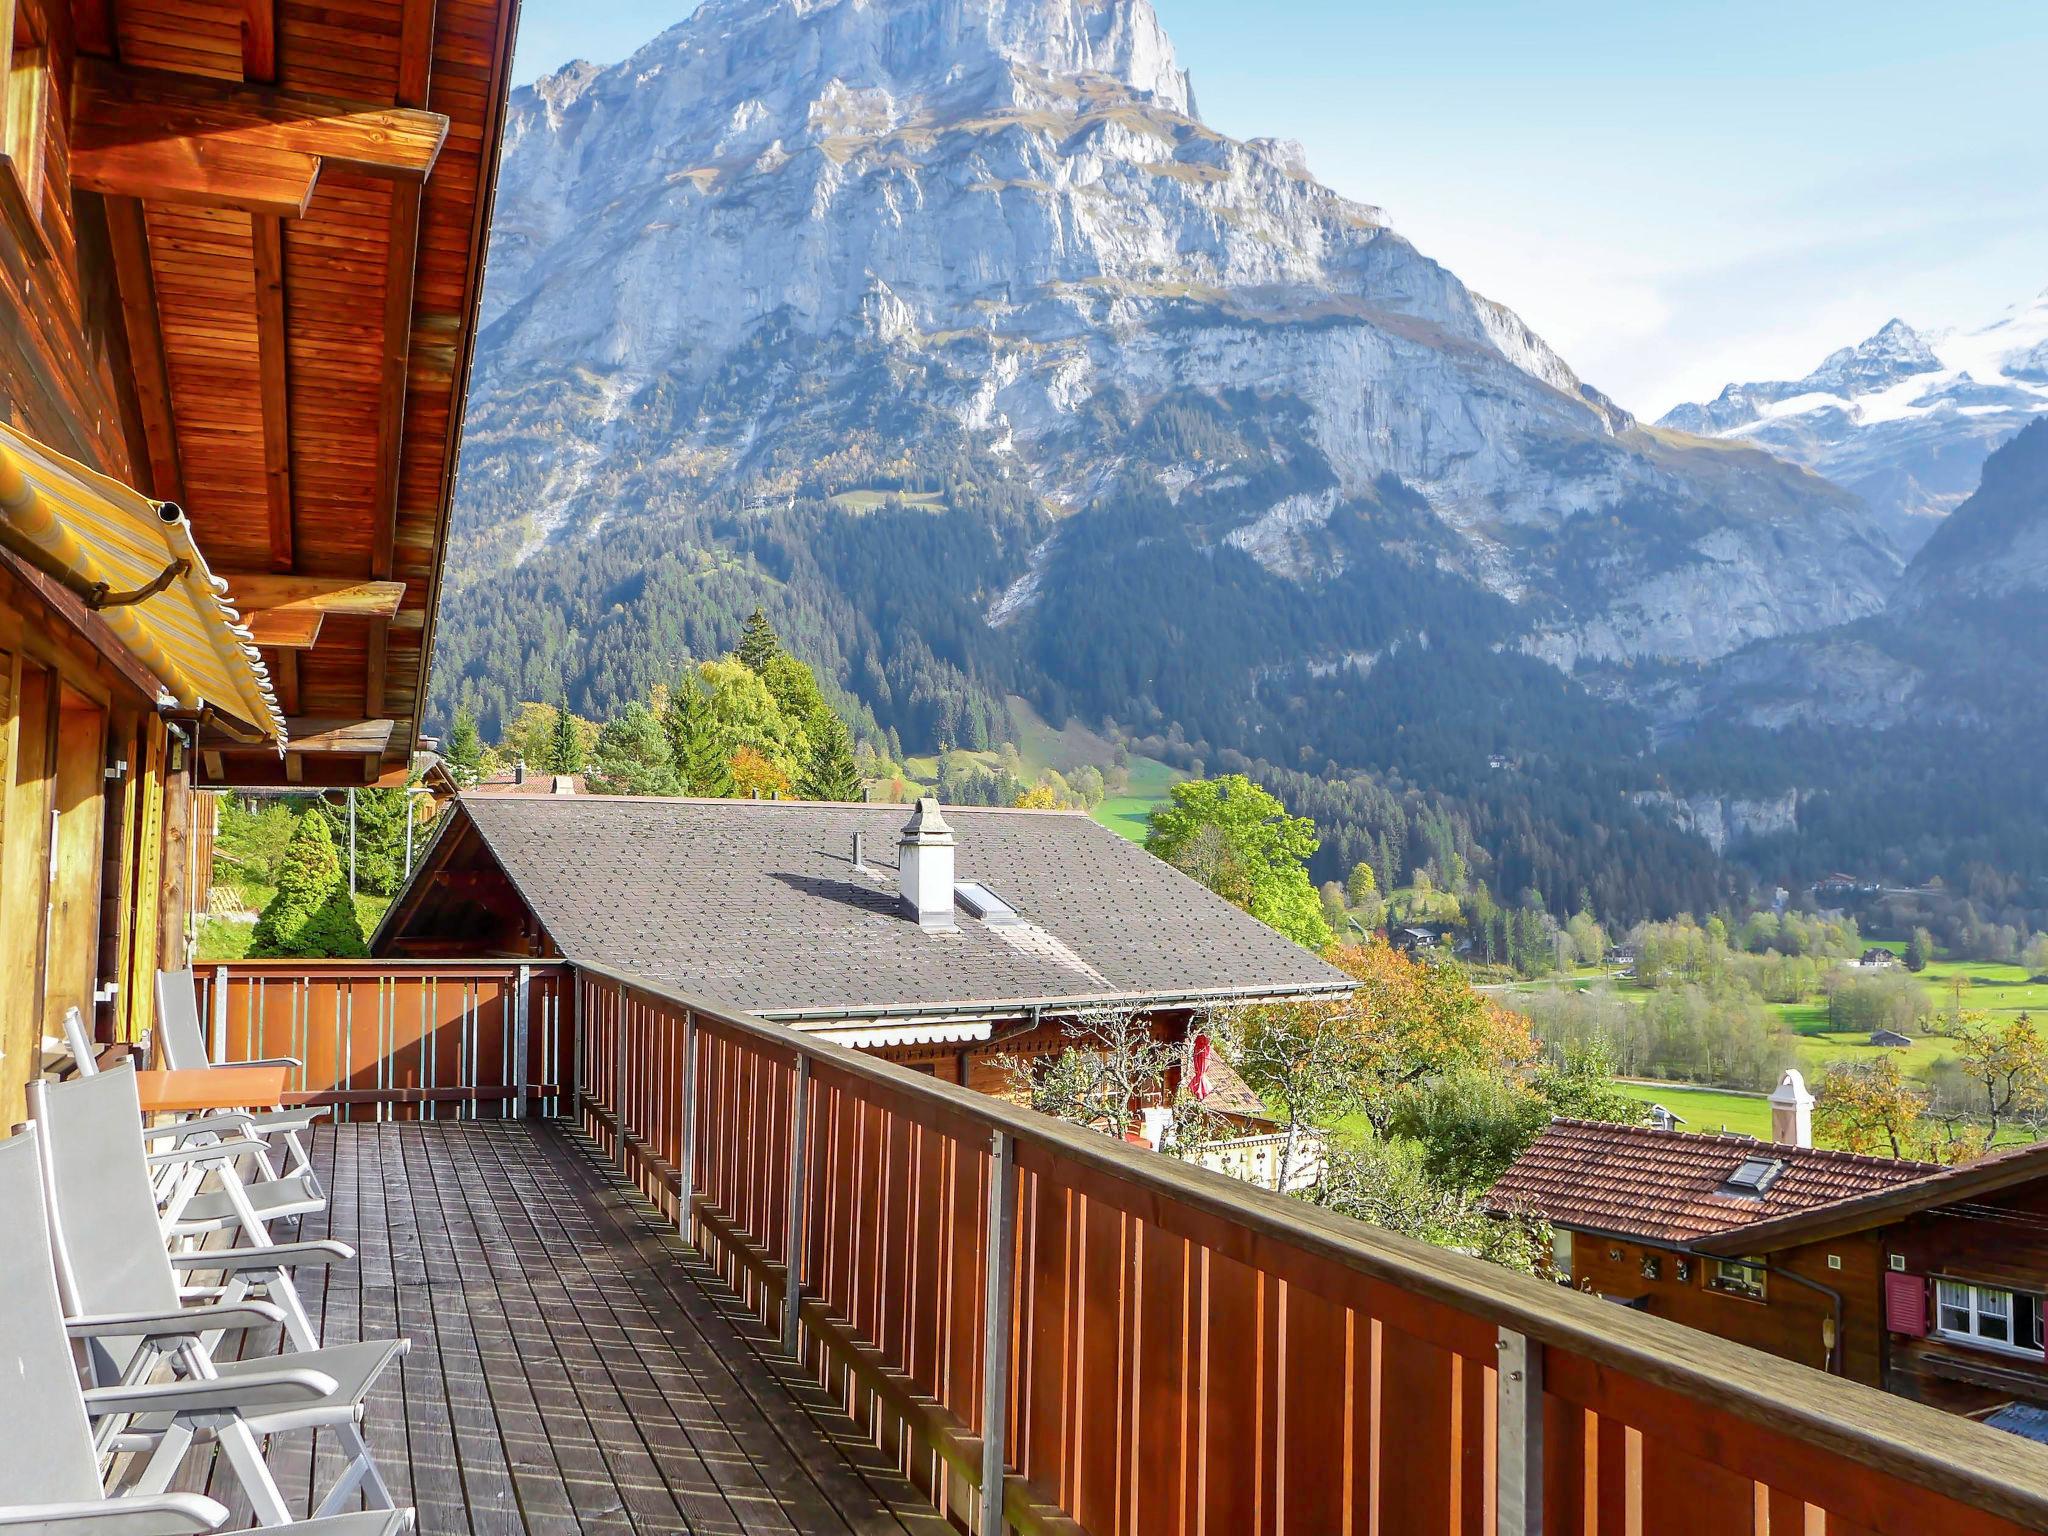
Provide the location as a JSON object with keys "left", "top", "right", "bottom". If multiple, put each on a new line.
{"left": 69, "top": 0, "right": 520, "bottom": 788}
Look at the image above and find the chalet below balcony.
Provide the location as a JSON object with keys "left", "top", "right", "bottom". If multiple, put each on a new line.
{"left": 152, "top": 960, "right": 2048, "bottom": 1535}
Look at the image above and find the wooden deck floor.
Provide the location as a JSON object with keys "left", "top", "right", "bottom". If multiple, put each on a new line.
{"left": 179, "top": 1121, "right": 950, "bottom": 1535}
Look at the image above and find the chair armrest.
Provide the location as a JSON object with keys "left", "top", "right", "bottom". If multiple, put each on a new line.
{"left": 66, "top": 1300, "right": 285, "bottom": 1341}
{"left": 233, "top": 1056, "right": 302, "bottom": 1071}
{"left": 141, "top": 1114, "right": 256, "bottom": 1142}
{"left": 168, "top": 1239, "right": 355, "bottom": 1273}
{"left": 245, "top": 1106, "right": 329, "bottom": 1130}
{"left": 83, "top": 1367, "right": 339, "bottom": 1418}
{"left": 145, "top": 1137, "right": 268, "bottom": 1169}
{"left": 0, "top": 1493, "right": 228, "bottom": 1533}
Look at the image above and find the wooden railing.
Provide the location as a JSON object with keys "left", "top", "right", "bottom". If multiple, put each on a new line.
{"left": 203, "top": 957, "right": 2048, "bottom": 1534}
{"left": 197, "top": 959, "right": 569, "bottom": 1119}
{"left": 567, "top": 959, "right": 2048, "bottom": 1536}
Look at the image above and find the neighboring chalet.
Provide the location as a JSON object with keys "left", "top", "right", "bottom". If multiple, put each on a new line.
{"left": 1490, "top": 1069, "right": 2048, "bottom": 1432}
{"left": 376, "top": 793, "right": 1354, "bottom": 1087}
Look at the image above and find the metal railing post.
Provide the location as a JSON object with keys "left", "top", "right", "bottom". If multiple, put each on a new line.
{"left": 781, "top": 1053, "right": 811, "bottom": 1358}
{"left": 678, "top": 1009, "right": 698, "bottom": 1241}
{"left": 615, "top": 990, "right": 630, "bottom": 1153}
{"left": 210, "top": 964, "right": 228, "bottom": 1061}
{"left": 1496, "top": 1326, "right": 1544, "bottom": 1535}
{"left": 513, "top": 964, "right": 531, "bottom": 1120}
{"left": 569, "top": 968, "right": 584, "bottom": 1121}
{"left": 979, "top": 1128, "right": 1018, "bottom": 1535}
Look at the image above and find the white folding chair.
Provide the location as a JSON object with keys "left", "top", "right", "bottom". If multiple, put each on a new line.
{"left": 0, "top": 1126, "right": 411, "bottom": 1536}
{"left": 29, "top": 1066, "right": 408, "bottom": 1524}
{"left": 157, "top": 969, "right": 328, "bottom": 1195}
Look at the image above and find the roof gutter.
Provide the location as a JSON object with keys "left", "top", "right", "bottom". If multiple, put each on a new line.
{"left": 749, "top": 979, "right": 1355, "bottom": 1030}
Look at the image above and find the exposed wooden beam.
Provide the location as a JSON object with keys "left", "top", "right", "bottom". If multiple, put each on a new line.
{"left": 73, "top": 0, "right": 116, "bottom": 57}
{"left": 271, "top": 647, "right": 300, "bottom": 714}
{"left": 101, "top": 195, "right": 184, "bottom": 504}
{"left": 284, "top": 751, "right": 302, "bottom": 784}
{"left": 72, "top": 58, "right": 450, "bottom": 182}
{"left": 74, "top": 133, "right": 318, "bottom": 219}
{"left": 215, "top": 574, "right": 406, "bottom": 616}
{"left": 282, "top": 717, "right": 395, "bottom": 754}
{"left": 367, "top": 180, "right": 422, "bottom": 717}
{"left": 201, "top": 750, "right": 224, "bottom": 781}
{"left": 200, "top": 716, "right": 394, "bottom": 756}
{"left": 251, "top": 214, "right": 292, "bottom": 569}
{"left": 244, "top": 609, "right": 322, "bottom": 649}
{"left": 240, "top": 0, "right": 276, "bottom": 82}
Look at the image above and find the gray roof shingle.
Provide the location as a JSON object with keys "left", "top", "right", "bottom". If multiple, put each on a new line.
{"left": 448, "top": 796, "right": 1352, "bottom": 1019}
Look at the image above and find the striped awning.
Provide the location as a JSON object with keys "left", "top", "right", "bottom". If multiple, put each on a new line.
{"left": 0, "top": 424, "right": 285, "bottom": 745}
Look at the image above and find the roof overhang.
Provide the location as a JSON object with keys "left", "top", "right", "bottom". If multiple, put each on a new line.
{"left": 750, "top": 980, "right": 1357, "bottom": 1030}
{"left": 0, "top": 424, "right": 284, "bottom": 743}
{"left": 808, "top": 1020, "right": 997, "bottom": 1049}
{"left": 1692, "top": 1142, "right": 2048, "bottom": 1256}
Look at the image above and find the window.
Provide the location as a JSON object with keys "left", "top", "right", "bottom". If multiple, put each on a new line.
{"left": 1550, "top": 1229, "right": 1572, "bottom": 1284}
{"left": 0, "top": 0, "right": 50, "bottom": 254}
{"left": 1719, "top": 1156, "right": 1784, "bottom": 1197}
{"left": 1710, "top": 1257, "right": 1767, "bottom": 1300}
{"left": 1936, "top": 1280, "right": 2044, "bottom": 1357}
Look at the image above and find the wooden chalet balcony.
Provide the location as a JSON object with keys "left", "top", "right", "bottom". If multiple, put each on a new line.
{"left": 194, "top": 959, "right": 2048, "bottom": 1536}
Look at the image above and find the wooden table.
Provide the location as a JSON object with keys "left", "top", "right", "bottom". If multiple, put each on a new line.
{"left": 133, "top": 1065, "right": 291, "bottom": 1113}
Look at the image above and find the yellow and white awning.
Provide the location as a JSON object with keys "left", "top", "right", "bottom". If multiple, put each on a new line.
{"left": 0, "top": 423, "right": 286, "bottom": 746}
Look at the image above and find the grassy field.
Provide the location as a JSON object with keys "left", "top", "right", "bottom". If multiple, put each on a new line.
{"left": 1613, "top": 1082, "right": 1774, "bottom": 1139}
{"left": 1093, "top": 754, "right": 1180, "bottom": 842}
{"left": 826, "top": 488, "right": 945, "bottom": 514}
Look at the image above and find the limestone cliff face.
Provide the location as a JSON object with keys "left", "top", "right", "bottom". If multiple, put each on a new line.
{"left": 453, "top": 0, "right": 1901, "bottom": 689}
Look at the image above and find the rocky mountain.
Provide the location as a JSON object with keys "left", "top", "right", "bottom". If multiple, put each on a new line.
{"left": 1633, "top": 418, "right": 2048, "bottom": 737}
{"left": 1661, "top": 290, "right": 2048, "bottom": 552}
{"left": 443, "top": 0, "right": 1900, "bottom": 715}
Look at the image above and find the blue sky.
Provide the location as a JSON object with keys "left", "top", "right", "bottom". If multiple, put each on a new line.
{"left": 508, "top": 1, "right": 2048, "bottom": 416}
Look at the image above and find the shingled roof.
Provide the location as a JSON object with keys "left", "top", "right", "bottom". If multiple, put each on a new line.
{"left": 1485, "top": 1118, "right": 1937, "bottom": 1247}
{"left": 395, "top": 795, "right": 1352, "bottom": 1021}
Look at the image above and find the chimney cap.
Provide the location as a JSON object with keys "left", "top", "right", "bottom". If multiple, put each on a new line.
{"left": 900, "top": 796, "right": 954, "bottom": 841}
{"left": 1768, "top": 1069, "right": 1813, "bottom": 1108}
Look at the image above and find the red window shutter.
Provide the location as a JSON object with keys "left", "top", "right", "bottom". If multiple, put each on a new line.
{"left": 1885, "top": 1271, "right": 1929, "bottom": 1337}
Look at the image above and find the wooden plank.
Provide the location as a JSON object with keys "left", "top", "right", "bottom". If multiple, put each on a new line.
{"left": 250, "top": 214, "right": 292, "bottom": 569}
{"left": 239, "top": 0, "right": 275, "bottom": 82}
{"left": 73, "top": 58, "right": 450, "bottom": 181}
{"left": 215, "top": 573, "right": 406, "bottom": 615}
{"left": 244, "top": 608, "right": 321, "bottom": 648}
{"left": 101, "top": 196, "right": 186, "bottom": 504}
{"left": 73, "top": 132, "right": 322, "bottom": 219}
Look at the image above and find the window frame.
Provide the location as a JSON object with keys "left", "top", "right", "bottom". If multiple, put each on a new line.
{"left": 1934, "top": 1278, "right": 2045, "bottom": 1360}
{"left": 1709, "top": 1256, "right": 1767, "bottom": 1301}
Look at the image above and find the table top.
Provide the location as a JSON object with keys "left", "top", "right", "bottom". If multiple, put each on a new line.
{"left": 133, "top": 1065, "right": 292, "bottom": 1113}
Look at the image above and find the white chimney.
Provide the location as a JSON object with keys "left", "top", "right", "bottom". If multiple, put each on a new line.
{"left": 1769, "top": 1069, "right": 1814, "bottom": 1148}
{"left": 897, "top": 797, "right": 956, "bottom": 930}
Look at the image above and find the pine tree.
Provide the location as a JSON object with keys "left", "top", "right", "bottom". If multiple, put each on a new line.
{"left": 736, "top": 606, "right": 781, "bottom": 673}
{"left": 798, "top": 710, "right": 862, "bottom": 801}
{"left": 546, "top": 699, "right": 586, "bottom": 774}
{"left": 249, "top": 814, "right": 364, "bottom": 957}
{"left": 662, "top": 667, "right": 732, "bottom": 797}
{"left": 590, "top": 701, "right": 680, "bottom": 795}
{"left": 446, "top": 707, "right": 485, "bottom": 787}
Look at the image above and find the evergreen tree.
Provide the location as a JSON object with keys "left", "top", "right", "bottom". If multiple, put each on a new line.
{"left": 318, "top": 788, "right": 412, "bottom": 897}
{"left": 249, "top": 815, "right": 365, "bottom": 957}
{"left": 546, "top": 699, "right": 587, "bottom": 774}
{"left": 446, "top": 707, "right": 486, "bottom": 787}
{"left": 736, "top": 606, "right": 782, "bottom": 673}
{"left": 590, "top": 702, "right": 680, "bottom": 796}
{"left": 798, "top": 710, "right": 862, "bottom": 801}
{"left": 1905, "top": 928, "right": 1933, "bottom": 972}
{"left": 660, "top": 667, "right": 729, "bottom": 796}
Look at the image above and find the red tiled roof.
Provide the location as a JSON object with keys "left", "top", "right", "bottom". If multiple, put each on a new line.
{"left": 1484, "top": 1118, "right": 1937, "bottom": 1246}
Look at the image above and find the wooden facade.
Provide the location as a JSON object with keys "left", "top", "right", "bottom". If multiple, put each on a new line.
{"left": 1562, "top": 1229, "right": 1889, "bottom": 1384}
{"left": 0, "top": 0, "right": 516, "bottom": 1128}
{"left": 1557, "top": 1153, "right": 2048, "bottom": 1426}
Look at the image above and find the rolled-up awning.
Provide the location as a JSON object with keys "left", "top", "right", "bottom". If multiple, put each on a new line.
{"left": 0, "top": 423, "right": 286, "bottom": 746}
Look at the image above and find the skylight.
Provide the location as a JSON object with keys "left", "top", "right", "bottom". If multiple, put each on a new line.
{"left": 1720, "top": 1156, "right": 1785, "bottom": 1198}
{"left": 954, "top": 881, "right": 1022, "bottom": 925}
